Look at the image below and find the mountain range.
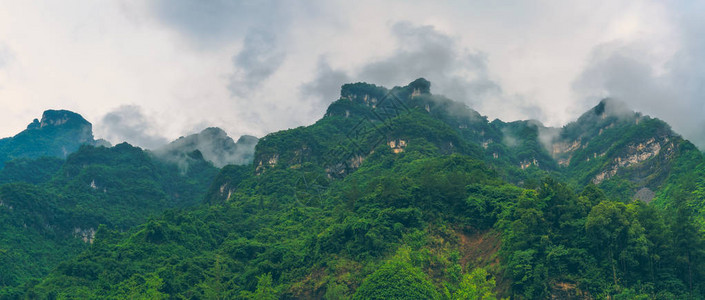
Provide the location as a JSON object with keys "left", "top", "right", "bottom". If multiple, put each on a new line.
{"left": 1, "top": 79, "right": 704, "bottom": 299}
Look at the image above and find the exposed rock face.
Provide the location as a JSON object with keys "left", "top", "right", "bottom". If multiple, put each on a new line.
{"left": 592, "top": 137, "right": 672, "bottom": 184}
{"left": 551, "top": 139, "right": 582, "bottom": 166}
{"left": 219, "top": 183, "right": 234, "bottom": 203}
{"left": 388, "top": 139, "right": 407, "bottom": 153}
{"left": 550, "top": 282, "right": 589, "bottom": 300}
{"left": 73, "top": 227, "right": 96, "bottom": 244}
{"left": 520, "top": 158, "right": 539, "bottom": 169}
{"left": 255, "top": 153, "right": 279, "bottom": 174}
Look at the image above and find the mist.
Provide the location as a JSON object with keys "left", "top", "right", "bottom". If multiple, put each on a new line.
{"left": 573, "top": 1, "right": 705, "bottom": 149}
{"left": 0, "top": 43, "right": 12, "bottom": 69}
{"left": 154, "top": 127, "right": 258, "bottom": 168}
{"left": 97, "top": 105, "right": 168, "bottom": 150}
{"left": 228, "top": 29, "right": 286, "bottom": 97}
{"left": 2, "top": 1, "right": 704, "bottom": 151}
{"left": 301, "top": 21, "right": 547, "bottom": 124}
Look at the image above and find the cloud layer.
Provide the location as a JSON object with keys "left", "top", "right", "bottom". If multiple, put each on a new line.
{"left": 98, "top": 106, "right": 168, "bottom": 150}
{"left": 573, "top": 1, "right": 705, "bottom": 148}
{"left": 0, "top": 1, "right": 703, "bottom": 150}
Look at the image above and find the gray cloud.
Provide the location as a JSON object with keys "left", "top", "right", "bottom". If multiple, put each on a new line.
{"left": 536, "top": 124, "right": 561, "bottom": 153}
{"left": 3, "top": 1, "right": 692, "bottom": 147}
{"left": 155, "top": 127, "right": 257, "bottom": 168}
{"left": 501, "top": 127, "right": 519, "bottom": 147}
{"left": 301, "top": 21, "right": 545, "bottom": 122}
{"left": 98, "top": 105, "right": 169, "bottom": 149}
{"left": 150, "top": 0, "right": 289, "bottom": 46}
{"left": 0, "top": 43, "right": 12, "bottom": 69}
{"left": 358, "top": 22, "right": 501, "bottom": 105}
{"left": 150, "top": 1, "right": 310, "bottom": 98}
{"left": 573, "top": 1, "right": 705, "bottom": 148}
{"left": 0, "top": 43, "right": 11, "bottom": 90}
{"left": 150, "top": 3, "right": 558, "bottom": 135}
{"left": 228, "top": 29, "right": 286, "bottom": 97}
{"left": 299, "top": 57, "right": 351, "bottom": 105}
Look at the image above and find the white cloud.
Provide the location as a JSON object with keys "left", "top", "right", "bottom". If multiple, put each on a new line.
{"left": 98, "top": 105, "right": 168, "bottom": 149}
{"left": 573, "top": 1, "right": 705, "bottom": 148}
{"left": 228, "top": 29, "right": 286, "bottom": 97}
{"left": 0, "top": 1, "right": 701, "bottom": 149}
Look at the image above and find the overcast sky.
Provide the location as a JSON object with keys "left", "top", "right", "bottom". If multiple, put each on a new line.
{"left": 1, "top": 1, "right": 703, "bottom": 149}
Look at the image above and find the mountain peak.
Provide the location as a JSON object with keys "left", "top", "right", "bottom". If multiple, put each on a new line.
{"left": 155, "top": 127, "right": 258, "bottom": 168}
{"left": 564, "top": 99, "right": 639, "bottom": 139}
{"left": 198, "top": 127, "right": 228, "bottom": 138}
{"left": 0, "top": 109, "right": 96, "bottom": 167}
{"left": 236, "top": 134, "right": 258, "bottom": 145}
{"left": 38, "top": 110, "right": 90, "bottom": 129}
{"left": 592, "top": 98, "right": 631, "bottom": 118}
{"left": 408, "top": 77, "right": 431, "bottom": 94}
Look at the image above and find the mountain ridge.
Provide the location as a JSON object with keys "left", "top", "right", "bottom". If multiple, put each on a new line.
{"left": 0, "top": 110, "right": 259, "bottom": 170}
{"left": 256, "top": 78, "right": 698, "bottom": 205}
{"left": 4, "top": 79, "right": 705, "bottom": 298}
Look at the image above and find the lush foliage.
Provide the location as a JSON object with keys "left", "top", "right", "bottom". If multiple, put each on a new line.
{"left": 352, "top": 254, "right": 440, "bottom": 299}
{"left": 2, "top": 80, "right": 705, "bottom": 299}
{"left": 0, "top": 143, "right": 218, "bottom": 293}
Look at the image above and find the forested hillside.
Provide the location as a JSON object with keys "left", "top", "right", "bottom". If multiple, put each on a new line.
{"left": 2, "top": 79, "right": 705, "bottom": 299}
{"left": 0, "top": 109, "right": 265, "bottom": 294}
{"left": 0, "top": 143, "right": 219, "bottom": 293}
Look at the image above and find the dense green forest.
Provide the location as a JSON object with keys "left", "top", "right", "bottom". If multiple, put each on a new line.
{"left": 1, "top": 79, "right": 705, "bottom": 298}
{"left": 0, "top": 143, "right": 218, "bottom": 294}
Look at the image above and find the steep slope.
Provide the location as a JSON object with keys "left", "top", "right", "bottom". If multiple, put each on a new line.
{"left": 0, "top": 183, "right": 86, "bottom": 289}
{"left": 0, "top": 143, "right": 219, "bottom": 292}
{"left": 52, "top": 143, "right": 219, "bottom": 228}
{"left": 28, "top": 105, "right": 516, "bottom": 298}
{"left": 0, "top": 110, "right": 108, "bottom": 168}
{"left": 546, "top": 99, "right": 702, "bottom": 203}
{"left": 324, "top": 79, "right": 560, "bottom": 184}
{"left": 254, "top": 78, "right": 481, "bottom": 179}
{"left": 155, "top": 127, "right": 258, "bottom": 168}
{"left": 0, "top": 157, "right": 64, "bottom": 185}
{"left": 23, "top": 79, "right": 705, "bottom": 299}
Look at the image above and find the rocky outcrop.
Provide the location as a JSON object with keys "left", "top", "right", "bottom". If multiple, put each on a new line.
{"left": 255, "top": 153, "right": 279, "bottom": 174}
{"left": 592, "top": 137, "right": 672, "bottom": 184}
{"left": 388, "top": 139, "right": 407, "bottom": 154}
{"left": 73, "top": 227, "right": 96, "bottom": 244}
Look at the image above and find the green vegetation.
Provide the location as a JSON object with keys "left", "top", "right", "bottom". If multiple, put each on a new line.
{"left": 352, "top": 254, "right": 440, "bottom": 299}
{"left": 0, "top": 143, "right": 218, "bottom": 294}
{"left": 0, "top": 110, "right": 102, "bottom": 168}
{"left": 0, "top": 157, "right": 64, "bottom": 185}
{"left": 1, "top": 80, "right": 705, "bottom": 298}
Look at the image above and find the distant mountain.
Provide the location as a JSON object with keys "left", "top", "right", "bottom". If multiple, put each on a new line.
{"left": 155, "top": 127, "right": 258, "bottom": 168}
{"left": 11, "top": 79, "right": 705, "bottom": 299}
{"left": 0, "top": 110, "right": 109, "bottom": 168}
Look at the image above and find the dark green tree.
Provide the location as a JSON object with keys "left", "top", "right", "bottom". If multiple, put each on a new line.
{"left": 353, "top": 260, "right": 440, "bottom": 299}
